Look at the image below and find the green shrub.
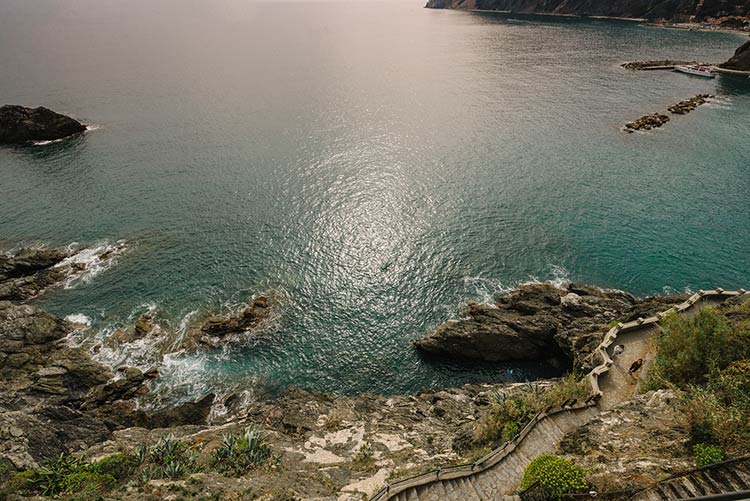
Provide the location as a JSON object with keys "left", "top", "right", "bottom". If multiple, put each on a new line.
{"left": 1, "top": 470, "right": 35, "bottom": 497}
{"left": 210, "top": 427, "right": 272, "bottom": 476}
{"left": 649, "top": 309, "right": 749, "bottom": 388}
{"left": 649, "top": 307, "right": 750, "bottom": 455}
{"left": 519, "top": 454, "right": 588, "bottom": 499}
{"left": 501, "top": 421, "right": 520, "bottom": 443}
{"left": 34, "top": 453, "right": 88, "bottom": 496}
{"left": 147, "top": 435, "right": 201, "bottom": 480}
{"left": 61, "top": 471, "right": 116, "bottom": 496}
{"left": 693, "top": 443, "right": 726, "bottom": 467}
{"left": 351, "top": 442, "right": 375, "bottom": 471}
{"left": 89, "top": 452, "right": 136, "bottom": 481}
{"left": 474, "top": 375, "right": 589, "bottom": 448}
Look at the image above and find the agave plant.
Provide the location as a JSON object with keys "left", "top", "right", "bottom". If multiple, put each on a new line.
{"left": 135, "top": 444, "right": 148, "bottom": 466}
{"left": 210, "top": 426, "right": 272, "bottom": 475}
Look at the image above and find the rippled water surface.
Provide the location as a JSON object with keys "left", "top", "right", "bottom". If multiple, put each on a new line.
{"left": 2, "top": 0, "right": 749, "bottom": 404}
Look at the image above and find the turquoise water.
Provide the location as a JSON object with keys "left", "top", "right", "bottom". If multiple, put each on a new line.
{"left": 1, "top": 0, "right": 749, "bottom": 406}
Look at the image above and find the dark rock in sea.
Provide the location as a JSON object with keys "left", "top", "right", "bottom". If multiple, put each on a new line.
{"left": 0, "top": 105, "right": 86, "bottom": 144}
{"left": 720, "top": 39, "right": 750, "bottom": 71}
{"left": 621, "top": 60, "right": 698, "bottom": 70}
{"left": 108, "top": 313, "right": 159, "bottom": 346}
{"left": 414, "top": 283, "right": 688, "bottom": 368}
{"left": 196, "top": 295, "right": 275, "bottom": 346}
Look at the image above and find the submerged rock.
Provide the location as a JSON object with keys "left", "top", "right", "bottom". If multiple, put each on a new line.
{"left": 720, "top": 39, "right": 750, "bottom": 71}
{"left": 0, "top": 105, "right": 86, "bottom": 144}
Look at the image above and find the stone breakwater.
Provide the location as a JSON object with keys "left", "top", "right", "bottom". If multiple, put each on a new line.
{"left": 625, "top": 113, "right": 670, "bottom": 132}
{"left": 624, "top": 94, "right": 714, "bottom": 132}
{"left": 668, "top": 94, "right": 713, "bottom": 115}
{"left": 621, "top": 60, "right": 700, "bottom": 70}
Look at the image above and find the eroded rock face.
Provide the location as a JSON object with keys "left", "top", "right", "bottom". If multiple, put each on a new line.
{"left": 559, "top": 390, "right": 693, "bottom": 490}
{"left": 0, "top": 247, "right": 73, "bottom": 301}
{"left": 0, "top": 105, "right": 86, "bottom": 144}
{"left": 80, "top": 381, "right": 536, "bottom": 500}
{"left": 414, "top": 283, "right": 687, "bottom": 368}
{"left": 720, "top": 39, "right": 750, "bottom": 71}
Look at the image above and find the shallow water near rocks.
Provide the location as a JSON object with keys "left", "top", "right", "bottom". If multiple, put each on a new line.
{"left": 1, "top": 0, "right": 749, "bottom": 406}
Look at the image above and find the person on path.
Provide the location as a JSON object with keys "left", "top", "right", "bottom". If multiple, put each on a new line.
{"left": 612, "top": 344, "right": 624, "bottom": 358}
{"left": 628, "top": 358, "right": 643, "bottom": 377}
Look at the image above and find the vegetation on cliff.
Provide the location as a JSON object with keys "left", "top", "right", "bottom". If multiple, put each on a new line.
{"left": 472, "top": 374, "right": 589, "bottom": 450}
{"left": 519, "top": 453, "right": 588, "bottom": 498}
{"left": 646, "top": 301, "right": 750, "bottom": 456}
{"left": 3, "top": 428, "right": 275, "bottom": 500}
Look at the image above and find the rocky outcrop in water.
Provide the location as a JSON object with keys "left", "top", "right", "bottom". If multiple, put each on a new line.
{"left": 414, "top": 283, "right": 687, "bottom": 368}
{"left": 424, "top": 0, "right": 750, "bottom": 21}
{"left": 0, "top": 105, "right": 86, "bottom": 144}
{"left": 195, "top": 295, "right": 275, "bottom": 347}
{"left": 720, "top": 38, "right": 750, "bottom": 71}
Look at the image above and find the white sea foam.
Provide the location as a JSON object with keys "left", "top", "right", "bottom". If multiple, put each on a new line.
{"left": 31, "top": 138, "right": 65, "bottom": 146}
{"left": 64, "top": 313, "right": 92, "bottom": 328}
{"left": 463, "top": 275, "right": 513, "bottom": 306}
{"left": 520, "top": 264, "right": 572, "bottom": 290}
{"left": 56, "top": 240, "right": 127, "bottom": 288}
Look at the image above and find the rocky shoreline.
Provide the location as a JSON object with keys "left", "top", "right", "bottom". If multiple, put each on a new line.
{"left": 0, "top": 243, "right": 743, "bottom": 499}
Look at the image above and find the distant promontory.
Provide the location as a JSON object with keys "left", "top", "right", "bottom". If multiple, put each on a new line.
{"left": 424, "top": 0, "right": 750, "bottom": 23}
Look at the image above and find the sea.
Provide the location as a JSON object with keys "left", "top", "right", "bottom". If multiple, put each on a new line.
{"left": 1, "top": 0, "right": 749, "bottom": 409}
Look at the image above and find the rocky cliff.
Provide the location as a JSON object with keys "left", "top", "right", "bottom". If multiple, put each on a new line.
{"left": 414, "top": 283, "right": 687, "bottom": 369}
{"left": 424, "top": 0, "right": 750, "bottom": 22}
{"left": 720, "top": 38, "right": 750, "bottom": 70}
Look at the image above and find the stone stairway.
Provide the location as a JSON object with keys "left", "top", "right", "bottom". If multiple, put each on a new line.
{"left": 385, "top": 406, "right": 599, "bottom": 501}
{"left": 368, "top": 290, "right": 745, "bottom": 501}
{"left": 631, "top": 457, "right": 750, "bottom": 501}
{"left": 389, "top": 483, "right": 520, "bottom": 501}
